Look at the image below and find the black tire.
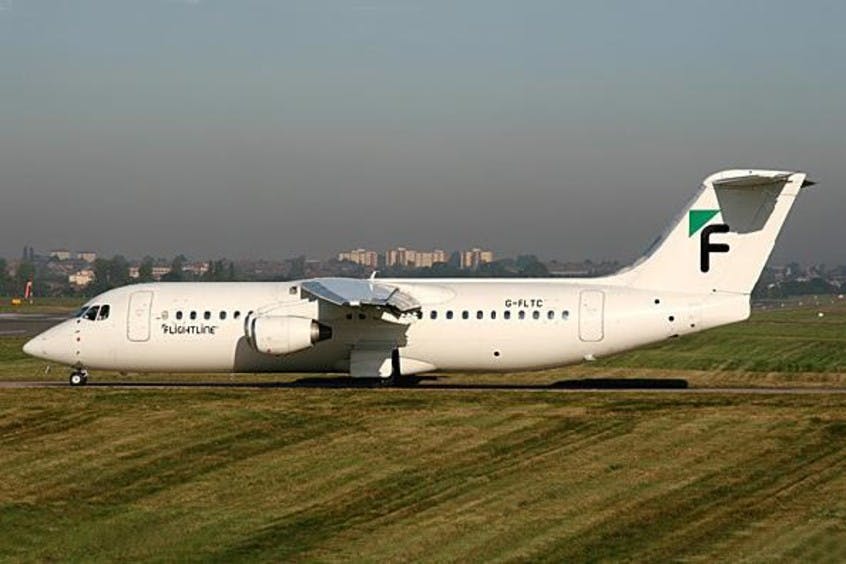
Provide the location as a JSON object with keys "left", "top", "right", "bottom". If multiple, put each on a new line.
{"left": 69, "top": 373, "right": 85, "bottom": 386}
{"left": 377, "top": 375, "right": 395, "bottom": 388}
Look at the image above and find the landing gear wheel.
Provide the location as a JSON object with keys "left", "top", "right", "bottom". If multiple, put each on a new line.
{"left": 69, "top": 370, "right": 88, "bottom": 387}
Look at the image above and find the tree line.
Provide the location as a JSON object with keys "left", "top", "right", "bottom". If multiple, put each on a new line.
{"left": 0, "top": 258, "right": 34, "bottom": 297}
{"left": 0, "top": 255, "right": 240, "bottom": 298}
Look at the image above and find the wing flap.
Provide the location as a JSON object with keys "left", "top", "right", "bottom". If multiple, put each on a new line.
{"left": 301, "top": 278, "right": 421, "bottom": 316}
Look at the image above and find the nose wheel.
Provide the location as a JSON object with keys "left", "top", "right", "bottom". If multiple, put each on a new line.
{"left": 69, "top": 369, "right": 88, "bottom": 386}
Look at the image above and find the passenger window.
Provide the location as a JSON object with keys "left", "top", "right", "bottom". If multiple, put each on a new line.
{"left": 234, "top": 311, "right": 241, "bottom": 319}
{"left": 476, "top": 311, "right": 483, "bottom": 320}
{"left": 190, "top": 311, "right": 197, "bottom": 320}
{"left": 490, "top": 311, "right": 497, "bottom": 320}
{"left": 84, "top": 306, "right": 99, "bottom": 321}
{"left": 204, "top": 311, "right": 211, "bottom": 320}
{"left": 462, "top": 311, "right": 469, "bottom": 320}
{"left": 97, "top": 305, "right": 110, "bottom": 320}
{"left": 504, "top": 311, "right": 511, "bottom": 320}
{"left": 220, "top": 311, "right": 227, "bottom": 320}
{"left": 176, "top": 311, "right": 183, "bottom": 320}
{"left": 518, "top": 310, "right": 526, "bottom": 320}
{"left": 430, "top": 310, "right": 438, "bottom": 320}
{"left": 532, "top": 311, "right": 540, "bottom": 320}
{"left": 562, "top": 310, "right": 570, "bottom": 320}
{"left": 446, "top": 310, "right": 454, "bottom": 320}
{"left": 547, "top": 310, "right": 554, "bottom": 320}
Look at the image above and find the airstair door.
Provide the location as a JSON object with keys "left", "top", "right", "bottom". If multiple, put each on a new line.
{"left": 127, "top": 291, "right": 153, "bottom": 342}
{"left": 579, "top": 290, "right": 605, "bottom": 342}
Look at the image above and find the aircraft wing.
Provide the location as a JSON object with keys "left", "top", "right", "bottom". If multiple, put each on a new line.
{"left": 301, "top": 278, "right": 421, "bottom": 323}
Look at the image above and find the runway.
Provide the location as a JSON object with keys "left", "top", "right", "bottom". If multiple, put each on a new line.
{"left": 1, "top": 378, "right": 845, "bottom": 394}
{"left": 0, "top": 313, "right": 67, "bottom": 336}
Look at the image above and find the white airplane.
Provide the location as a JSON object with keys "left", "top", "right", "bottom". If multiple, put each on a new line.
{"left": 24, "top": 169, "right": 811, "bottom": 386}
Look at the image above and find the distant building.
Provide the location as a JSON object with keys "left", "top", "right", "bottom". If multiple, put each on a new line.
{"left": 385, "top": 247, "right": 410, "bottom": 267}
{"left": 77, "top": 251, "right": 97, "bottom": 263}
{"left": 338, "top": 249, "right": 379, "bottom": 269}
{"left": 386, "top": 247, "right": 447, "bottom": 268}
{"left": 129, "top": 266, "right": 170, "bottom": 280}
{"left": 49, "top": 250, "right": 72, "bottom": 261}
{"left": 183, "top": 262, "right": 209, "bottom": 277}
{"left": 460, "top": 248, "right": 494, "bottom": 269}
{"left": 412, "top": 249, "right": 447, "bottom": 268}
{"left": 68, "top": 269, "right": 94, "bottom": 288}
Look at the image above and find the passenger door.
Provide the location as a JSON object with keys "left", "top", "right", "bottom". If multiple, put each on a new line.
{"left": 127, "top": 291, "right": 153, "bottom": 342}
{"left": 579, "top": 290, "right": 605, "bottom": 342}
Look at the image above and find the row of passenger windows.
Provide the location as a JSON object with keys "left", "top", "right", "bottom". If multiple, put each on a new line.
{"left": 345, "top": 309, "right": 571, "bottom": 321}
{"left": 80, "top": 306, "right": 569, "bottom": 324}
{"left": 162, "top": 310, "right": 252, "bottom": 322}
{"left": 75, "top": 304, "right": 110, "bottom": 321}
{"left": 430, "top": 309, "right": 570, "bottom": 321}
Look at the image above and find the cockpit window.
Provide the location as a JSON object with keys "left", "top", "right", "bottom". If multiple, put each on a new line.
{"left": 83, "top": 306, "right": 100, "bottom": 321}
{"left": 97, "top": 305, "right": 110, "bottom": 320}
{"left": 74, "top": 307, "right": 90, "bottom": 318}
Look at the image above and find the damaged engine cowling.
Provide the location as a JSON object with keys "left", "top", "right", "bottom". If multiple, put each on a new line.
{"left": 246, "top": 315, "right": 333, "bottom": 355}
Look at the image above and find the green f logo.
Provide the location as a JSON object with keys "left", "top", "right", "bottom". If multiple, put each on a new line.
{"left": 689, "top": 209, "right": 730, "bottom": 272}
{"left": 689, "top": 209, "right": 720, "bottom": 237}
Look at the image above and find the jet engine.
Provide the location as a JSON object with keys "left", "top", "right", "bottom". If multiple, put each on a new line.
{"left": 246, "top": 315, "right": 332, "bottom": 355}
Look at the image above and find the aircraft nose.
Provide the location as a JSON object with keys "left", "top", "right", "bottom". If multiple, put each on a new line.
{"left": 22, "top": 323, "right": 75, "bottom": 365}
{"left": 22, "top": 333, "right": 52, "bottom": 360}
{"left": 22, "top": 337, "right": 37, "bottom": 356}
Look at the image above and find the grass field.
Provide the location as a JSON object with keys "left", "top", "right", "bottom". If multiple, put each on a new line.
{"left": 598, "top": 298, "right": 846, "bottom": 374}
{"left": 1, "top": 299, "right": 845, "bottom": 561}
{"left": 0, "top": 389, "right": 844, "bottom": 561}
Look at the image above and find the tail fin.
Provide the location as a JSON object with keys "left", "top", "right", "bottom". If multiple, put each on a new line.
{"left": 616, "top": 169, "right": 810, "bottom": 295}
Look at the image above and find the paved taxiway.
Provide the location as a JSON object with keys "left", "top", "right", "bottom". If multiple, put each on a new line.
{"left": 1, "top": 380, "right": 845, "bottom": 394}
{"left": 0, "top": 313, "right": 66, "bottom": 336}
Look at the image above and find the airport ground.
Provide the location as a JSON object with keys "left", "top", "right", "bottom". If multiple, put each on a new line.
{"left": 0, "top": 298, "right": 844, "bottom": 560}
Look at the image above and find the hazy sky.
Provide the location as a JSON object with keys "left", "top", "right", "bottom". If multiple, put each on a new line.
{"left": 1, "top": 0, "right": 844, "bottom": 264}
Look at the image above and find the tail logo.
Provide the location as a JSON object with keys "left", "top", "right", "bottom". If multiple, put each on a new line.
{"left": 689, "top": 209, "right": 729, "bottom": 272}
{"left": 688, "top": 209, "right": 720, "bottom": 236}
{"left": 700, "top": 224, "right": 730, "bottom": 272}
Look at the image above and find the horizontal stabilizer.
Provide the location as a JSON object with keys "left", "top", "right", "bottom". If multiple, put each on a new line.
{"left": 711, "top": 172, "right": 792, "bottom": 188}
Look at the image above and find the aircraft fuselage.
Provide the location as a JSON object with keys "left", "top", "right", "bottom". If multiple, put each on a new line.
{"left": 24, "top": 279, "right": 748, "bottom": 376}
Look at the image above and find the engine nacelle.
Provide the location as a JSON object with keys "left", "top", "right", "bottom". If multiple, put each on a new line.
{"left": 246, "top": 315, "right": 332, "bottom": 355}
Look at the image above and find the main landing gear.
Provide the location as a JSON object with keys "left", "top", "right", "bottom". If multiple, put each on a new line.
{"left": 69, "top": 369, "right": 88, "bottom": 387}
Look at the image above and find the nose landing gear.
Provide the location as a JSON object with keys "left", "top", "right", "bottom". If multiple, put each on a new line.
{"left": 69, "top": 369, "right": 88, "bottom": 386}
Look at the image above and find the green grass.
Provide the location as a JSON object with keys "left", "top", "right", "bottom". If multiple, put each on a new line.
{"left": 0, "top": 389, "right": 844, "bottom": 561}
{"left": 2, "top": 300, "right": 846, "bottom": 560}
{"left": 596, "top": 298, "right": 846, "bottom": 374}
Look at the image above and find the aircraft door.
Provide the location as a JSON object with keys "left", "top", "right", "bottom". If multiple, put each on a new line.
{"left": 127, "top": 291, "right": 153, "bottom": 342}
{"left": 579, "top": 290, "right": 605, "bottom": 342}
